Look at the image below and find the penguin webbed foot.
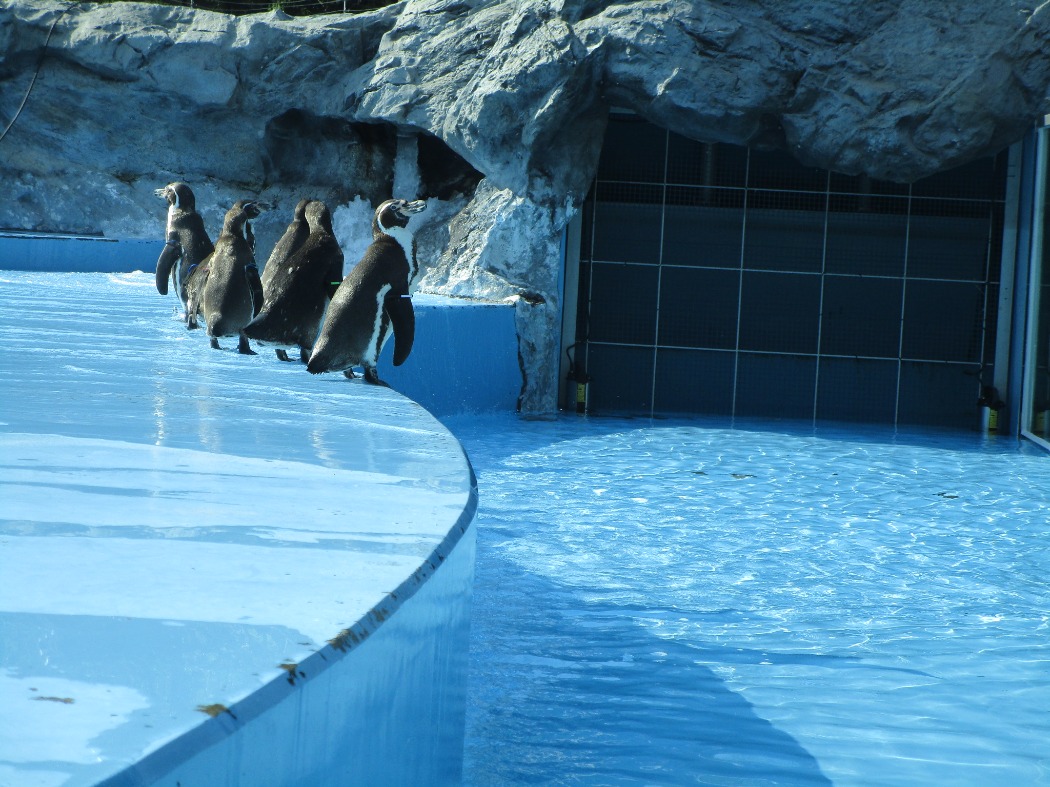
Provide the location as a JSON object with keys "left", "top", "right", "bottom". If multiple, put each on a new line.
{"left": 342, "top": 368, "right": 357, "bottom": 380}
{"left": 238, "top": 334, "right": 257, "bottom": 355}
{"left": 210, "top": 337, "right": 221, "bottom": 350}
{"left": 363, "top": 366, "right": 389, "bottom": 387}
{"left": 275, "top": 349, "right": 292, "bottom": 362}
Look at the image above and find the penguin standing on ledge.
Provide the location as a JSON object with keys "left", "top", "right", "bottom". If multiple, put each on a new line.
{"left": 244, "top": 199, "right": 344, "bottom": 363}
{"left": 261, "top": 198, "right": 312, "bottom": 302}
{"left": 187, "top": 200, "right": 265, "bottom": 355}
{"left": 307, "top": 198, "right": 427, "bottom": 385}
{"left": 154, "top": 182, "right": 213, "bottom": 317}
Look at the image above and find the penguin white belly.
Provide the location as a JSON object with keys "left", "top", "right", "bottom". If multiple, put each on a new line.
{"left": 166, "top": 206, "right": 181, "bottom": 296}
{"left": 384, "top": 225, "right": 418, "bottom": 287}
{"left": 363, "top": 284, "right": 392, "bottom": 366}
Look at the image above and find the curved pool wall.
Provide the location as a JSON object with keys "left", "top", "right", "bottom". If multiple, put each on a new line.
{"left": 0, "top": 261, "right": 495, "bottom": 784}
{"left": 0, "top": 233, "right": 523, "bottom": 417}
{"left": 131, "top": 523, "right": 477, "bottom": 787}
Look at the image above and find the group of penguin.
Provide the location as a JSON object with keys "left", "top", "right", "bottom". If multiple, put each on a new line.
{"left": 154, "top": 182, "right": 428, "bottom": 385}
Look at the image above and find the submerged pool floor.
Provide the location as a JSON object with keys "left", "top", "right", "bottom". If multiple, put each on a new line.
{"left": 449, "top": 414, "right": 1050, "bottom": 786}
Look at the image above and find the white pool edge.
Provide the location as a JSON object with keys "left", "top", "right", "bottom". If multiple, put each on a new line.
{"left": 106, "top": 495, "right": 478, "bottom": 787}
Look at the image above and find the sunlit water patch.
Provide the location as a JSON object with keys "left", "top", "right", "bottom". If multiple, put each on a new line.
{"left": 447, "top": 414, "right": 1050, "bottom": 786}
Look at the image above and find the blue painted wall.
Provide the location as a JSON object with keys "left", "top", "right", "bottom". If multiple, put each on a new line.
{"left": 0, "top": 233, "right": 162, "bottom": 273}
{"left": 379, "top": 299, "right": 522, "bottom": 417}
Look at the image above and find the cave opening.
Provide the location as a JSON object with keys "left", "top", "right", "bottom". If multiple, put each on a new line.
{"left": 262, "top": 110, "right": 481, "bottom": 205}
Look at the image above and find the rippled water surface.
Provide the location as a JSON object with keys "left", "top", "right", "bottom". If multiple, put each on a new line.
{"left": 447, "top": 414, "right": 1050, "bottom": 786}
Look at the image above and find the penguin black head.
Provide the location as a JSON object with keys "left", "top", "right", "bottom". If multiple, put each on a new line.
{"left": 235, "top": 200, "right": 264, "bottom": 220}
{"left": 222, "top": 200, "right": 262, "bottom": 223}
{"left": 223, "top": 200, "right": 266, "bottom": 244}
{"left": 304, "top": 200, "right": 334, "bottom": 234}
{"left": 372, "top": 198, "right": 427, "bottom": 239}
{"left": 155, "top": 182, "right": 196, "bottom": 211}
{"left": 293, "top": 198, "right": 312, "bottom": 221}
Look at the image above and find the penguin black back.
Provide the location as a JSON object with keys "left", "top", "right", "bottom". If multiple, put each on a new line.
{"left": 191, "top": 199, "right": 264, "bottom": 354}
{"left": 244, "top": 200, "right": 344, "bottom": 361}
{"left": 261, "top": 198, "right": 312, "bottom": 298}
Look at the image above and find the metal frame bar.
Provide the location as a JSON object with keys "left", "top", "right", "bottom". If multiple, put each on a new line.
{"left": 994, "top": 144, "right": 1023, "bottom": 400}
{"left": 1021, "top": 122, "right": 1049, "bottom": 449}
{"left": 559, "top": 213, "right": 583, "bottom": 410}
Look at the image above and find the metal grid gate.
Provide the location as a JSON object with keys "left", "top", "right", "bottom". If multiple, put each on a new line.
{"left": 573, "top": 114, "right": 1008, "bottom": 428}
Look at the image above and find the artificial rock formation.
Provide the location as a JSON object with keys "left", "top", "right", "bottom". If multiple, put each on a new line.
{"left": 2, "top": 0, "right": 1048, "bottom": 411}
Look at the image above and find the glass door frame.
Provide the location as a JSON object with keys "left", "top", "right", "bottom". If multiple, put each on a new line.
{"left": 1021, "top": 118, "right": 1049, "bottom": 451}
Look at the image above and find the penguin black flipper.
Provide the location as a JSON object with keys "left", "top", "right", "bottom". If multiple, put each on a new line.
{"left": 325, "top": 254, "right": 343, "bottom": 301}
{"left": 245, "top": 264, "right": 264, "bottom": 317}
{"left": 184, "top": 261, "right": 210, "bottom": 330}
{"left": 385, "top": 292, "right": 415, "bottom": 367}
{"left": 155, "top": 237, "right": 181, "bottom": 296}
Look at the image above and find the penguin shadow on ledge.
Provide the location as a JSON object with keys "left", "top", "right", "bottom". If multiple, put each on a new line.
{"left": 185, "top": 199, "right": 265, "bottom": 355}
{"left": 307, "top": 198, "right": 428, "bottom": 387}
{"left": 153, "top": 182, "right": 214, "bottom": 323}
{"left": 243, "top": 199, "right": 344, "bottom": 364}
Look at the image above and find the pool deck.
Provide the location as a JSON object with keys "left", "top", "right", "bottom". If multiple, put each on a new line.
{"left": 0, "top": 271, "right": 480, "bottom": 785}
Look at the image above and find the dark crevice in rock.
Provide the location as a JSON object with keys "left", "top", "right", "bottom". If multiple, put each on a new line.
{"left": 748, "top": 114, "right": 789, "bottom": 151}
{"left": 417, "top": 133, "right": 483, "bottom": 201}
{"left": 261, "top": 109, "right": 396, "bottom": 203}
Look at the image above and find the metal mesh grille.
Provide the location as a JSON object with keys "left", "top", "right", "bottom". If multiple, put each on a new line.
{"left": 577, "top": 116, "right": 1008, "bottom": 427}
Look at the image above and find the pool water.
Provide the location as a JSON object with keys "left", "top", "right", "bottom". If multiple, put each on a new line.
{"left": 447, "top": 414, "right": 1050, "bottom": 786}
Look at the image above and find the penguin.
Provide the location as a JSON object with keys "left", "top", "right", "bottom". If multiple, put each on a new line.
{"left": 154, "top": 182, "right": 213, "bottom": 318}
{"left": 306, "top": 198, "right": 427, "bottom": 384}
{"left": 243, "top": 200, "right": 344, "bottom": 363}
{"left": 183, "top": 211, "right": 260, "bottom": 333}
{"left": 187, "top": 200, "right": 265, "bottom": 355}
{"left": 261, "top": 198, "right": 312, "bottom": 301}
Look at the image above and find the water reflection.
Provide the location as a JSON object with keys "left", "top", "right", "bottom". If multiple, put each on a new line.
{"left": 454, "top": 414, "right": 1050, "bottom": 785}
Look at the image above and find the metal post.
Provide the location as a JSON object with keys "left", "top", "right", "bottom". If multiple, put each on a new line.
{"left": 1006, "top": 128, "right": 1038, "bottom": 437}
{"left": 1020, "top": 122, "right": 1049, "bottom": 446}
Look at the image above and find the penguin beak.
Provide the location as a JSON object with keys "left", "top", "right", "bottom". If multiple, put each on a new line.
{"left": 154, "top": 186, "right": 171, "bottom": 200}
{"left": 400, "top": 199, "right": 427, "bottom": 216}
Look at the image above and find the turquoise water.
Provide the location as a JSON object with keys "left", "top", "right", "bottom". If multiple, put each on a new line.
{"left": 450, "top": 414, "right": 1050, "bottom": 786}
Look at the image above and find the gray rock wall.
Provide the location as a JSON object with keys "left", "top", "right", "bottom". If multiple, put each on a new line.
{"left": 2, "top": 0, "right": 1048, "bottom": 412}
